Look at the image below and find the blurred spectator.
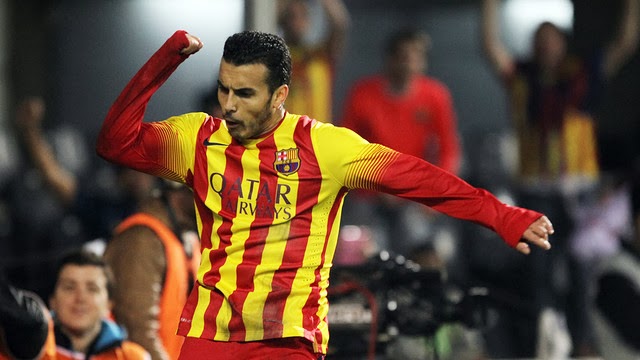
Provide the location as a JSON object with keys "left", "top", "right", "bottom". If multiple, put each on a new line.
{"left": 591, "top": 159, "right": 640, "bottom": 359}
{"left": 12, "top": 96, "right": 157, "bottom": 297}
{"left": 0, "top": 268, "right": 50, "bottom": 360}
{"left": 45, "top": 249, "right": 149, "bottom": 359}
{"left": 341, "top": 28, "right": 461, "bottom": 174}
{"left": 15, "top": 97, "right": 81, "bottom": 208}
{"left": 481, "top": 0, "right": 639, "bottom": 357}
{"left": 340, "top": 27, "right": 462, "bottom": 257}
{"left": 104, "top": 181, "right": 200, "bottom": 360}
{"left": 278, "top": 0, "right": 350, "bottom": 123}
{"left": 7, "top": 97, "right": 90, "bottom": 296}
{"left": 15, "top": 97, "right": 157, "bottom": 242}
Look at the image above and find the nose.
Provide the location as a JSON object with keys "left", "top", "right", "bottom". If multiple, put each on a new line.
{"left": 222, "top": 92, "right": 237, "bottom": 114}
{"left": 74, "top": 289, "right": 87, "bottom": 301}
{"left": 71, "top": 286, "right": 92, "bottom": 303}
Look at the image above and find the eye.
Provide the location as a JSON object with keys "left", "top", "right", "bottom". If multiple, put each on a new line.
{"left": 235, "top": 89, "right": 254, "bottom": 98}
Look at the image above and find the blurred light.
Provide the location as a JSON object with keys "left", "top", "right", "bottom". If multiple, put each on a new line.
{"left": 118, "top": 0, "right": 244, "bottom": 117}
{"left": 502, "top": 0, "right": 573, "bottom": 57}
{"left": 129, "top": 0, "right": 243, "bottom": 39}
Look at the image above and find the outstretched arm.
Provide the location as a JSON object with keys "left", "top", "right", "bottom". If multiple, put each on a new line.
{"left": 16, "top": 97, "right": 77, "bottom": 206}
{"left": 602, "top": 0, "right": 640, "bottom": 79}
{"left": 377, "top": 152, "right": 554, "bottom": 254}
{"left": 480, "top": 0, "right": 515, "bottom": 79}
{"left": 325, "top": 125, "right": 553, "bottom": 254}
{"left": 378, "top": 151, "right": 554, "bottom": 254}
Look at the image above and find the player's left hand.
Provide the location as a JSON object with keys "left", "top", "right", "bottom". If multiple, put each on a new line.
{"left": 181, "top": 33, "right": 203, "bottom": 55}
{"left": 516, "top": 215, "right": 554, "bottom": 255}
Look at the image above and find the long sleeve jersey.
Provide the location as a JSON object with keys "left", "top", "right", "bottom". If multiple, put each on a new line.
{"left": 96, "top": 30, "right": 542, "bottom": 354}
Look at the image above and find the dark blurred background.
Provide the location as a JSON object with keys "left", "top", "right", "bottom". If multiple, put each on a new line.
{"left": 3, "top": 0, "right": 637, "bottom": 171}
{"left": 0, "top": 2, "right": 638, "bottom": 356}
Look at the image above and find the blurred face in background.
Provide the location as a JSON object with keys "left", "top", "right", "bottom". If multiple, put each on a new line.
{"left": 385, "top": 34, "right": 431, "bottom": 91}
{"left": 533, "top": 22, "right": 567, "bottom": 69}
{"left": 164, "top": 181, "right": 198, "bottom": 231}
{"left": 280, "top": 0, "right": 310, "bottom": 45}
{"left": 50, "top": 264, "right": 111, "bottom": 337}
{"left": 118, "top": 168, "right": 157, "bottom": 202}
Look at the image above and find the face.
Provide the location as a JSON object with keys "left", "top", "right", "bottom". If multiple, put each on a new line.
{"left": 50, "top": 264, "right": 111, "bottom": 337}
{"left": 281, "top": 0, "right": 310, "bottom": 44}
{"left": 388, "top": 39, "right": 429, "bottom": 81}
{"left": 217, "top": 60, "right": 287, "bottom": 144}
{"left": 534, "top": 23, "right": 566, "bottom": 68}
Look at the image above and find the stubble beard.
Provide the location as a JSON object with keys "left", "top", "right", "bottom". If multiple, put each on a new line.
{"left": 229, "top": 101, "right": 274, "bottom": 145}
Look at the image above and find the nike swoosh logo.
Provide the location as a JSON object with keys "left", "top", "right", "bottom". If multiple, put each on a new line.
{"left": 203, "top": 139, "right": 228, "bottom": 146}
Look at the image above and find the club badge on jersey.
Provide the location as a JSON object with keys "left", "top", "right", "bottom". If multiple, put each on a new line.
{"left": 274, "top": 148, "right": 301, "bottom": 175}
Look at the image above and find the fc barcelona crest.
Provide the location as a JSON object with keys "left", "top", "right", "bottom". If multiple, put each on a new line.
{"left": 274, "top": 148, "right": 301, "bottom": 175}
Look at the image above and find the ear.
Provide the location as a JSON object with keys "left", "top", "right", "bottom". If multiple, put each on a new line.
{"left": 272, "top": 84, "right": 289, "bottom": 109}
{"left": 102, "top": 299, "right": 114, "bottom": 319}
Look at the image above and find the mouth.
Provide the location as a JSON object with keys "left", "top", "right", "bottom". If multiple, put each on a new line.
{"left": 224, "top": 117, "right": 241, "bottom": 129}
{"left": 70, "top": 307, "right": 89, "bottom": 317}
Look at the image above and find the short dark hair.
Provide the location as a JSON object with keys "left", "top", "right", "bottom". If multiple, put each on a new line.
{"left": 384, "top": 28, "right": 430, "bottom": 57}
{"left": 222, "top": 31, "right": 292, "bottom": 93}
{"left": 54, "top": 249, "right": 115, "bottom": 299}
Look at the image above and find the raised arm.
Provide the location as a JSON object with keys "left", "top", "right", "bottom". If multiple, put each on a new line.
{"left": 481, "top": 0, "right": 515, "bottom": 79}
{"left": 16, "top": 97, "right": 77, "bottom": 206}
{"left": 320, "top": 0, "right": 350, "bottom": 61}
{"left": 95, "top": 30, "right": 202, "bottom": 169}
{"left": 602, "top": 0, "right": 640, "bottom": 79}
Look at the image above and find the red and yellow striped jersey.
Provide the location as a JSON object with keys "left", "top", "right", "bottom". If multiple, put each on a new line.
{"left": 97, "top": 30, "right": 543, "bottom": 354}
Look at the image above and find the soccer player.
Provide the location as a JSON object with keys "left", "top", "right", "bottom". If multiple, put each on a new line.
{"left": 96, "top": 30, "right": 553, "bottom": 359}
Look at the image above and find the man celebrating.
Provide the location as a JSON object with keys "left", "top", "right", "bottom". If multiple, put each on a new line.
{"left": 96, "top": 30, "right": 553, "bottom": 359}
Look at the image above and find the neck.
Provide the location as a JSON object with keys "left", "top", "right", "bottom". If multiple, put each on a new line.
{"left": 65, "top": 322, "right": 101, "bottom": 354}
{"left": 264, "top": 107, "right": 286, "bottom": 134}
{"left": 387, "top": 74, "right": 412, "bottom": 95}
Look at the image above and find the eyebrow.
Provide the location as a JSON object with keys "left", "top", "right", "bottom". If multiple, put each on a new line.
{"left": 217, "top": 80, "right": 255, "bottom": 95}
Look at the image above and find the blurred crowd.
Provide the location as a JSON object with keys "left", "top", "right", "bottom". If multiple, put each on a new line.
{"left": 2, "top": 1, "right": 640, "bottom": 359}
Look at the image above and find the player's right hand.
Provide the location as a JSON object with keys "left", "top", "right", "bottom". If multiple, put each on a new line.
{"left": 181, "top": 33, "right": 203, "bottom": 55}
